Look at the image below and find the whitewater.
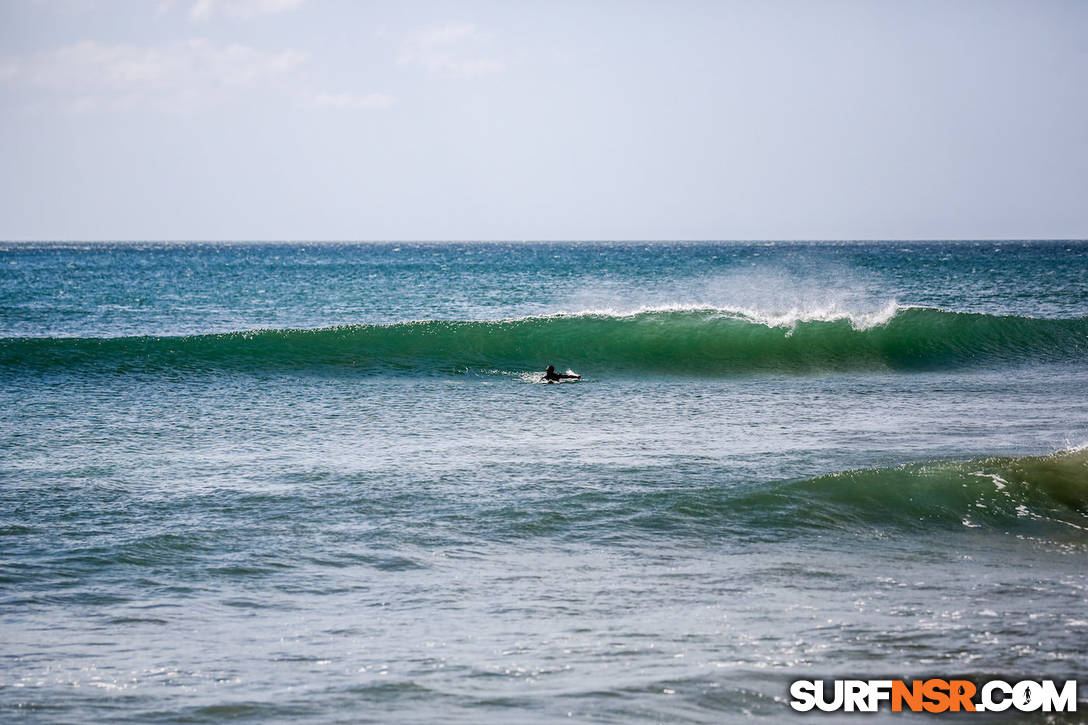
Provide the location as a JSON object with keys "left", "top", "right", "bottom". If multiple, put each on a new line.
{"left": 1, "top": 241, "right": 1087, "bottom": 722}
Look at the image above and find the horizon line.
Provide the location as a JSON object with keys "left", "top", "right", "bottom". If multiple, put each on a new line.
{"left": 2, "top": 238, "right": 1087, "bottom": 245}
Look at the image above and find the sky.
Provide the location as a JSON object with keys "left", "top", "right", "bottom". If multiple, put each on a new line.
{"left": 0, "top": 0, "right": 1085, "bottom": 241}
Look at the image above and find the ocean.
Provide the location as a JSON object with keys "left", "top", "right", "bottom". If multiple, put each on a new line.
{"left": 1, "top": 241, "right": 1086, "bottom": 722}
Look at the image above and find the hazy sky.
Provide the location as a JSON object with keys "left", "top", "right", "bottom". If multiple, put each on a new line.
{"left": 1, "top": 0, "right": 1085, "bottom": 240}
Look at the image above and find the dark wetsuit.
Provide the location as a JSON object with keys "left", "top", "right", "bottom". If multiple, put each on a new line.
{"left": 544, "top": 365, "right": 580, "bottom": 382}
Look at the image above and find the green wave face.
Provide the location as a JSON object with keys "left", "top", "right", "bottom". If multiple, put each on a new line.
{"left": 479, "top": 448, "right": 1088, "bottom": 544}
{"left": 755, "top": 447, "right": 1088, "bottom": 537}
{"left": 2, "top": 307, "right": 1087, "bottom": 376}
{"left": 440, "top": 449, "right": 1088, "bottom": 545}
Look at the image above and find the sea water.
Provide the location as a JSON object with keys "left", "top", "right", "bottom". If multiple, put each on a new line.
{"left": 1, "top": 241, "right": 1086, "bottom": 722}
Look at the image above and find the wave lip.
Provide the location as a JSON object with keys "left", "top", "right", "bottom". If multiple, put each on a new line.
{"left": 570, "top": 301, "right": 905, "bottom": 330}
{"left": 1, "top": 306, "right": 1086, "bottom": 376}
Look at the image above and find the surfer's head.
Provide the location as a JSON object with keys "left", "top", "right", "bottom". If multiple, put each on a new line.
{"left": 546, "top": 365, "right": 555, "bottom": 374}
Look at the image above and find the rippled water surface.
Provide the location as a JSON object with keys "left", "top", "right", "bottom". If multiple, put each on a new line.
{"left": 2, "top": 242, "right": 1087, "bottom": 722}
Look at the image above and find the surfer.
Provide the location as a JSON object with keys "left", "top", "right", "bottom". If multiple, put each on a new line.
{"left": 543, "top": 365, "right": 580, "bottom": 383}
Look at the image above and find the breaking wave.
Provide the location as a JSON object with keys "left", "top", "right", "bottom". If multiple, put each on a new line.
{"left": 2, "top": 306, "right": 1086, "bottom": 376}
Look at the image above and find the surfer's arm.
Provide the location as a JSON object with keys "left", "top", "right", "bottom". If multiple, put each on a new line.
{"left": 559, "top": 373, "right": 581, "bottom": 379}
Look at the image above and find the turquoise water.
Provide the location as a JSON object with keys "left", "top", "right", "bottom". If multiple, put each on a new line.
{"left": 2, "top": 241, "right": 1087, "bottom": 722}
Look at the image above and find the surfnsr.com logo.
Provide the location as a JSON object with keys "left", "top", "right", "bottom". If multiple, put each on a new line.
{"left": 789, "top": 679, "right": 1077, "bottom": 713}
